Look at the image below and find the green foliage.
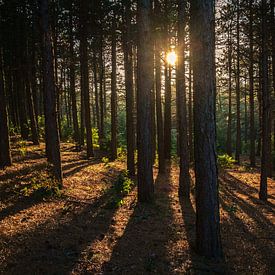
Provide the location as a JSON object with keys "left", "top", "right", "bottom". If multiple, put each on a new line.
{"left": 218, "top": 154, "right": 236, "bottom": 168}
{"left": 117, "top": 146, "right": 127, "bottom": 161}
{"left": 19, "top": 169, "right": 62, "bottom": 198}
{"left": 92, "top": 128, "right": 99, "bottom": 149}
{"left": 18, "top": 140, "right": 28, "bottom": 157}
{"left": 114, "top": 170, "right": 133, "bottom": 196}
{"left": 60, "top": 119, "right": 73, "bottom": 141}
{"left": 101, "top": 156, "right": 110, "bottom": 167}
{"left": 37, "top": 116, "right": 45, "bottom": 138}
{"left": 106, "top": 170, "right": 134, "bottom": 208}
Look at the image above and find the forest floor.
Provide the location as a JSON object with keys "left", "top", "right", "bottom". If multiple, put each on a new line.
{"left": 0, "top": 141, "right": 274, "bottom": 275}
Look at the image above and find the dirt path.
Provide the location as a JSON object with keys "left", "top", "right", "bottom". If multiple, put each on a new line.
{"left": 0, "top": 142, "right": 274, "bottom": 274}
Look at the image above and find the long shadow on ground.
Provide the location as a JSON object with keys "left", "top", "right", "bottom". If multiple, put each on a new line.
{"left": 0, "top": 156, "right": 102, "bottom": 222}
{"left": 1, "top": 169, "right": 125, "bottom": 274}
{"left": 179, "top": 180, "right": 228, "bottom": 274}
{"left": 219, "top": 171, "right": 275, "bottom": 274}
{"left": 103, "top": 167, "right": 175, "bottom": 274}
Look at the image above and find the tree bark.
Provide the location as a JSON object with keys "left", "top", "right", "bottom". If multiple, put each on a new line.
{"left": 154, "top": 0, "right": 165, "bottom": 174}
{"left": 226, "top": 24, "right": 232, "bottom": 157}
{"left": 235, "top": 0, "right": 241, "bottom": 164}
{"left": 137, "top": 0, "right": 154, "bottom": 202}
{"left": 79, "top": 0, "right": 93, "bottom": 158}
{"left": 249, "top": 0, "right": 255, "bottom": 166}
{"left": 190, "top": 0, "right": 223, "bottom": 259}
{"left": 259, "top": 0, "right": 270, "bottom": 201}
{"left": 0, "top": 48, "right": 12, "bottom": 168}
{"left": 69, "top": 4, "right": 80, "bottom": 149}
{"left": 39, "top": 0, "right": 62, "bottom": 184}
{"left": 111, "top": 17, "right": 117, "bottom": 160}
{"left": 123, "top": 0, "right": 135, "bottom": 176}
{"left": 177, "top": 0, "right": 190, "bottom": 197}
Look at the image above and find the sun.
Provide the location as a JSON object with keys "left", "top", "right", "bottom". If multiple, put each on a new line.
{"left": 166, "top": 51, "right": 177, "bottom": 66}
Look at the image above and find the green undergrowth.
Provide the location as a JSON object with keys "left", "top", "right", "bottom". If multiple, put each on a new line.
{"left": 106, "top": 170, "right": 135, "bottom": 208}
{"left": 218, "top": 154, "right": 236, "bottom": 168}
{"left": 18, "top": 167, "right": 62, "bottom": 199}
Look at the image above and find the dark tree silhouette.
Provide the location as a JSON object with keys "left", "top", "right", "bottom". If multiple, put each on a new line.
{"left": 190, "top": 0, "right": 223, "bottom": 258}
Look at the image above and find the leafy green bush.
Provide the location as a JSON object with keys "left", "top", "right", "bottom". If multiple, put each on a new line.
{"left": 92, "top": 128, "right": 99, "bottom": 149}
{"left": 114, "top": 170, "right": 133, "bottom": 196}
{"left": 218, "top": 154, "right": 236, "bottom": 168}
{"left": 37, "top": 116, "right": 45, "bottom": 138}
{"left": 18, "top": 140, "right": 28, "bottom": 156}
{"left": 117, "top": 147, "right": 127, "bottom": 161}
{"left": 101, "top": 156, "right": 110, "bottom": 167}
{"left": 20, "top": 169, "right": 62, "bottom": 198}
{"left": 106, "top": 170, "right": 134, "bottom": 208}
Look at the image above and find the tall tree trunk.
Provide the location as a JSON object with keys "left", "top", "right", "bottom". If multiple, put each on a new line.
{"left": 244, "top": 78, "right": 248, "bottom": 146}
{"left": 93, "top": 53, "right": 100, "bottom": 131}
{"left": 79, "top": 0, "right": 93, "bottom": 158}
{"left": 190, "top": 0, "right": 223, "bottom": 259}
{"left": 164, "top": 61, "right": 172, "bottom": 160}
{"left": 99, "top": 34, "right": 105, "bottom": 146}
{"left": 123, "top": 0, "right": 135, "bottom": 176}
{"left": 17, "top": 70, "right": 29, "bottom": 140}
{"left": 235, "top": 0, "right": 241, "bottom": 164}
{"left": 0, "top": 48, "right": 12, "bottom": 168}
{"left": 226, "top": 24, "right": 232, "bottom": 156}
{"left": 164, "top": 0, "right": 171, "bottom": 160}
{"left": 271, "top": 0, "right": 275, "bottom": 159}
{"left": 26, "top": 68, "right": 39, "bottom": 145}
{"left": 137, "top": 0, "right": 154, "bottom": 202}
{"left": 177, "top": 0, "right": 190, "bottom": 197}
{"left": 111, "top": 18, "right": 117, "bottom": 160}
{"left": 260, "top": 0, "right": 270, "bottom": 201}
{"left": 249, "top": 0, "right": 255, "bottom": 166}
{"left": 154, "top": 0, "right": 165, "bottom": 174}
{"left": 39, "top": 0, "right": 62, "bottom": 185}
{"left": 69, "top": 5, "right": 80, "bottom": 149}
{"left": 188, "top": 50, "right": 193, "bottom": 162}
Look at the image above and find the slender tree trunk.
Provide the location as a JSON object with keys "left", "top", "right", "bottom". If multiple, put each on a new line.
{"left": 39, "top": 0, "right": 62, "bottom": 185}
{"left": 137, "top": 0, "right": 154, "bottom": 202}
{"left": 69, "top": 5, "right": 80, "bottom": 149}
{"left": 244, "top": 78, "right": 248, "bottom": 146}
{"left": 79, "top": 0, "right": 93, "bottom": 158}
{"left": 164, "top": 62, "right": 172, "bottom": 160}
{"left": 111, "top": 18, "right": 117, "bottom": 160}
{"left": 249, "top": 0, "right": 255, "bottom": 166}
{"left": 0, "top": 48, "right": 12, "bottom": 168}
{"left": 123, "top": 0, "right": 135, "bottom": 176}
{"left": 226, "top": 25, "right": 232, "bottom": 156}
{"left": 26, "top": 68, "right": 39, "bottom": 145}
{"left": 235, "top": 0, "right": 241, "bottom": 164}
{"left": 188, "top": 50, "right": 193, "bottom": 162}
{"left": 99, "top": 34, "right": 105, "bottom": 146}
{"left": 190, "top": 0, "right": 223, "bottom": 259}
{"left": 154, "top": 0, "right": 165, "bottom": 174}
{"left": 271, "top": 0, "right": 275, "bottom": 158}
{"left": 260, "top": 0, "right": 270, "bottom": 201}
{"left": 177, "top": 0, "right": 190, "bottom": 197}
{"left": 93, "top": 53, "right": 100, "bottom": 131}
{"left": 17, "top": 70, "right": 29, "bottom": 140}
